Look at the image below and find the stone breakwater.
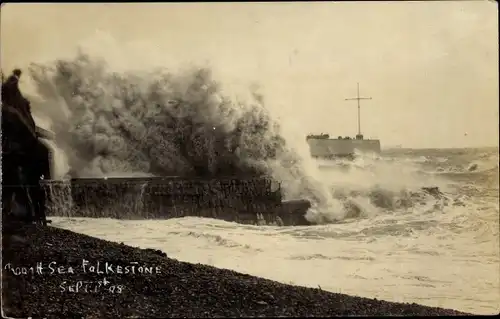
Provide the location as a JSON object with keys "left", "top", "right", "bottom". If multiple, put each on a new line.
{"left": 2, "top": 221, "right": 472, "bottom": 318}
{"left": 40, "top": 176, "right": 312, "bottom": 225}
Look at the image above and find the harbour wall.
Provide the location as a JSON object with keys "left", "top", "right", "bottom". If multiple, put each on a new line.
{"left": 40, "top": 177, "right": 311, "bottom": 226}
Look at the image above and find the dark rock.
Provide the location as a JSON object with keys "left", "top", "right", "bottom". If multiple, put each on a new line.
{"left": 421, "top": 187, "right": 443, "bottom": 198}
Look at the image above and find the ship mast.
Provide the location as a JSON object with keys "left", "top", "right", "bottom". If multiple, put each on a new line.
{"left": 345, "top": 83, "right": 372, "bottom": 139}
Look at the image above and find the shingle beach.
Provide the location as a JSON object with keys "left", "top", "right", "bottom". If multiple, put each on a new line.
{"left": 2, "top": 221, "right": 472, "bottom": 318}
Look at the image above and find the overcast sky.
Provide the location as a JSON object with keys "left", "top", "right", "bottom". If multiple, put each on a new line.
{"left": 1, "top": 2, "right": 498, "bottom": 148}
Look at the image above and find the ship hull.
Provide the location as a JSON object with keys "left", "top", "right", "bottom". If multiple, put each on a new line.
{"left": 307, "top": 138, "right": 381, "bottom": 158}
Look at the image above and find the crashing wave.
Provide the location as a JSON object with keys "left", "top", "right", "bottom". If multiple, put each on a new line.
{"left": 27, "top": 51, "right": 333, "bottom": 216}
{"left": 26, "top": 51, "right": 460, "bottom": 224}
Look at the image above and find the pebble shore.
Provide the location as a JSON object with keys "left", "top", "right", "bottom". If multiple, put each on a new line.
{"left": 2, "top": 221, "right": 472, "bottom": 318}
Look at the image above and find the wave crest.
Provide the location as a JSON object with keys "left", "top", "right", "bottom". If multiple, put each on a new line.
{"left": 28, "top": 51, "right": 335, "bottom": 216}
{"left": 29, "top": 52, "right": 288, "bottom": 178}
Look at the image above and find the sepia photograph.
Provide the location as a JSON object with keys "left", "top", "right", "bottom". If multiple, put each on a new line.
{"left": 1, "top": 1, "right": 498, "bottom": 317}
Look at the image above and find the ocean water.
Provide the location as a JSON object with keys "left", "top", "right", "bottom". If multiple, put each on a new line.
{"left": 51, "top": 147, "right": 500, "bottom": 315}
{"left": 13, "top": 50, "right": 498, "bottom": 315}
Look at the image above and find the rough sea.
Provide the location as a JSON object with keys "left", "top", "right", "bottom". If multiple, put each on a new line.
{"left": 14, "top": 52, "right": 498, "bottom": 315}
{"left": 51, "top": 147, "right": 499, "bottom": 315}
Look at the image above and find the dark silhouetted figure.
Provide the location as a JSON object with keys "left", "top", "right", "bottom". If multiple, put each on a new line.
{"left": 2, "top": 69, "right": 23, "bottom": 106}
{"left": 2, "top": 68, "right": 48, "bottom": 225}
{"left": 1, "top": 104, "right": 35, "bottom": 224}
